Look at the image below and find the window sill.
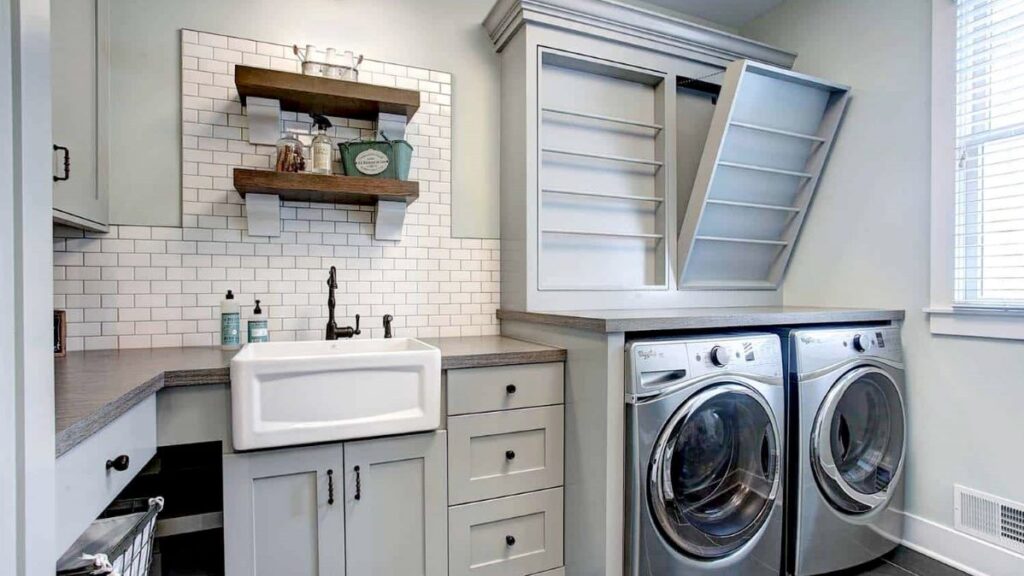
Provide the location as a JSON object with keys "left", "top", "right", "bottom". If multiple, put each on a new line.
{"left": 926, "top": 307, "right": 1024, "bottom": 341}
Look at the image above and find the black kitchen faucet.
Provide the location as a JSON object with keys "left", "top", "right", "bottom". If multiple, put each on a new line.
{"left": 325, "top": 266, "right": 360, "bottom": 340}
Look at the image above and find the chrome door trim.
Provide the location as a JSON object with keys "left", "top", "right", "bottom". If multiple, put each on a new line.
{"left": 811, "top": 366, "right": 906, "bottom": 513}
{"left": 648, "top": 380, "right": 781, "bottom": 559}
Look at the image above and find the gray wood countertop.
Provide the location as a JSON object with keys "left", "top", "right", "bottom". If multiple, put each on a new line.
{"left": 497, "top": 306, "right": 905, "bottom": 333}
{"left": 55, "top": 336, "right": 565, "bottom": 457}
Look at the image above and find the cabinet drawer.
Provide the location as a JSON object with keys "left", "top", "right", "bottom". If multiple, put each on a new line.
{"left": 449, "top": 488, "right": 563, "bottom": 576}
{"left": 447, "top": 363, "right": 563, "bottom": 416}
{"left": 56, "top": 395, "right": 157, "bottom": 555}
{"left": 448, "top": 406, "right": 563, "bottom": 504}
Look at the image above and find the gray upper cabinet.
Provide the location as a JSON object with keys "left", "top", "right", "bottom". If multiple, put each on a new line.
{"left": 344, "top": 431, "right": 448, "bottom": 576}
{"left": 51, "top": 0, "right": 109, "bottom": 232}
{"left": 223, "top": 444, "right": 345, "bottom": 576}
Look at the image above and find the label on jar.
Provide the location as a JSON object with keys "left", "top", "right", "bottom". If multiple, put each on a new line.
{"left": 354, "top": 149, "right": 389, "bottom": 175}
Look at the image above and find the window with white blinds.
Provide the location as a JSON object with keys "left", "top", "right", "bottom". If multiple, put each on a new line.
{"left": 955, "top": 0, "right": 1024, "bottom": 308}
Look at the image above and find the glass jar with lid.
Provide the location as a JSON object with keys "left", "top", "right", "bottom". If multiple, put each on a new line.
{"left": 275, "top": 132, "right": 305, "bottom": 172}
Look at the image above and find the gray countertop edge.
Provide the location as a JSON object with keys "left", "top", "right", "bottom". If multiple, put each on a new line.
{"left": 497, "top": 307, "right": 906, "bottom": 332}
{"left": 55, "top": 340, "right": 566, "bottom": 457}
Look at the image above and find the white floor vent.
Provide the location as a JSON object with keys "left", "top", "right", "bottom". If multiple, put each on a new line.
{"left": 955, "top": 485, "right": 1024, "bottom": 554}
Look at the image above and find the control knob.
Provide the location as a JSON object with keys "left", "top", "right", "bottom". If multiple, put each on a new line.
{"left": 709, "top": 345, "right": 731, "bottom": 367}
{"left": 852, "top": 333, "right": 872, "bottom": 353}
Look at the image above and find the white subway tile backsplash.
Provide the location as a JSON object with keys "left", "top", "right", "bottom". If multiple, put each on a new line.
{"left": 53, "top": 30, "right": 498, "bottom": 351}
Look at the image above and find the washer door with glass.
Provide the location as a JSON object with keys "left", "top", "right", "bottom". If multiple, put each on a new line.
{"left": 648, "top": 383, "right": 781, "bottom": 559}
{"left": 811, "top": 366, "right": 906, "bottom": 515}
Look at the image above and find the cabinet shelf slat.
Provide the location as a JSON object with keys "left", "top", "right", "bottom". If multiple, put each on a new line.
{"left": 706, "top": 199, "right": 801, "bottom": 213}
{"left": 541, "top": 107, "right": 663, "bottom": 131}
{"left": 717, "top": 161, "right": 813, "bottom": 178}
{"left": 542, "top": 228, "right": 663, "bottom": 240}
{"left": 694, "top": 235, "right": 788, "bottom": 246}
{"left": 729, "top": 121, "right": 826, "bottom": 142}
{"left": 542, "top": 188, "right": 664, "bottom": 203}
{"left": 542, "top": 147, "right": 663, "bottom": 168}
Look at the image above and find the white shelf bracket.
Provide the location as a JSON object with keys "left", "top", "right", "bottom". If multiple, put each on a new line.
{"left": 246, "top": 96, "right": 281, "bottom": 145}
{"left": 374, "top": 200, "right": 407, "bottom": 241}
{"left": 377, "top": 112, "right": 408, "bottom": 139}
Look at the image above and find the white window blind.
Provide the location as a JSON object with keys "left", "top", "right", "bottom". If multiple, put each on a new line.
{"left": 956, "top": 0, "right": 1024, "bottom": 308}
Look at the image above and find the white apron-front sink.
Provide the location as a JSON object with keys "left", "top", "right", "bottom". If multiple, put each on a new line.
{"left": 230, "top": 338, "right": 441, "bottom": 450}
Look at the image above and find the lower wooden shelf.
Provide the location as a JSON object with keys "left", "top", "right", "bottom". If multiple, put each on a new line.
{"left": 232, "top": 168, "right": 419, "bottom": 205}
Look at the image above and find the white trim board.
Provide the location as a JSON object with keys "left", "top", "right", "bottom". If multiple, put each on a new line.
{"left": 900, "top": 511, "right": 1024, "bottom": 576}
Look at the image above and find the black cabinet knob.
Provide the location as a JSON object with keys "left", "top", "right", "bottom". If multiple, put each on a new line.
{"left": 106, "top": 454, "right": 130, "bottom": 472}
{"left": 505, "top": 450, "right": 516, "bottom": 461}
{"left": 506, "top": 384, "right": 517, "bottom": 394}
{"left": 506, "top": 535, "right": 516, "bottom": 546}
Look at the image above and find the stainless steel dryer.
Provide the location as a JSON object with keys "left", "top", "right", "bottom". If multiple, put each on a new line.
{"left": 625, "top": 333, "right": 785, "bottom": 576}
{"left": 787, "top": 325, "right": 906, "bottom": 575}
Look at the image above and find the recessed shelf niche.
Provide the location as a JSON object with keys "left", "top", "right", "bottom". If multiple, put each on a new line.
{"left": 537, "top": 49, "right": 669, "bottom": 291}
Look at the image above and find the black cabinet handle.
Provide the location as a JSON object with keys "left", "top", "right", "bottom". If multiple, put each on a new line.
{"left": 53, "top": 144, "right": 70, "bottom": 182}
{"left": 506, "top": 384, "right": 517, "bottom": 394}
{"left": 327, "top": 469, "right": 335, "bottom": 505}
{"left": 505, "top": 450, "right": 516, "bottom": 461}
{"left": 354, "top": 465, "right": 361, "bottom": 500}
{"left": 505, "top": 535, "right": 516, "bottom": 546}
{"left": 105, "top": 454, "right": 129, "bottom": 472}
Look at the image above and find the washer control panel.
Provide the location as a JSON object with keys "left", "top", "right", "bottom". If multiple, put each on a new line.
{"left": 627, "top": 334, "right": 783, "bottom": 396}
{"left": 792, "top": 325, "right": 903, "bottom": 374}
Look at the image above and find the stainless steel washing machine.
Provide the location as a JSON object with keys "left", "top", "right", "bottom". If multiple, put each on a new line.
{"left": 625, "top": 333, "right": 785, "bottom": 576}
{"left": 786, "top": 325, "right": 906, "bottom": 575}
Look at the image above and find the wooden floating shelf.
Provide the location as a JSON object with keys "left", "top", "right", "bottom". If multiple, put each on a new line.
{"left": 233, "top": 169, "right": 418, "bottom": 205}
{"left": 234, "top": 65, "right": 420, "bottom": 120}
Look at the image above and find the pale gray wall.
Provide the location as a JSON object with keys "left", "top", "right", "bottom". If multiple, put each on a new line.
{"left": 107, "top": 0, "right": 500, "bottom": 238}
{"left": 744, "top": 0, "right": 1024, "bottom": 533}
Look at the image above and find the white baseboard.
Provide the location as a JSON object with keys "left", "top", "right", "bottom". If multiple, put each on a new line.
{"left": 900, "top": 511, "right": 1024, "bottom": 576}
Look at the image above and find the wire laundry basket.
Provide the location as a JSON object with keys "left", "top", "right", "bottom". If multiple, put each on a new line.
{"left": 56, "top": 497, "right": 164, "bottom": 576}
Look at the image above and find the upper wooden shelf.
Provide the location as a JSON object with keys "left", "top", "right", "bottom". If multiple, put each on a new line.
{"left": 233, "top": 169, "right": 419, "bottom": 205}
{"left": 234, "top": 65, "right": 420, "bottom": 120}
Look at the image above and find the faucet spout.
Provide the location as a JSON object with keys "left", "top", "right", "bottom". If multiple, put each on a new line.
{"left": 326, "top": 266, "right": 338, "bottom": 340}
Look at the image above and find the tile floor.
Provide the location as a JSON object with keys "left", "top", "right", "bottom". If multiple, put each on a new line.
{"left": 842, "top": 546, "right": 968, "bottom": 576}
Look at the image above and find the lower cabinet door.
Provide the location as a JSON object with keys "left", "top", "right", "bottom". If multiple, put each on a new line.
{"left": 344, "top": 431, "right": 448, "bottom": 576}
{"left": 223, "top": 444, "right": 345, "bottom": 576}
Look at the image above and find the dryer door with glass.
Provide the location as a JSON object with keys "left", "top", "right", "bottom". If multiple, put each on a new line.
{"left": 649, "top": 382, "right": 781, "bottom": 559}
{"left": 811, "top": 366, "right": 906, "bottom": 514}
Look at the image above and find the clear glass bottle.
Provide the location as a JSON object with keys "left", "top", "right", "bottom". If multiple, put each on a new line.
{"left": 310, "top": 113, "right": 334, "bottom": 174}
{"left": 275, "top": 131, "right": 305, "bottom": 173}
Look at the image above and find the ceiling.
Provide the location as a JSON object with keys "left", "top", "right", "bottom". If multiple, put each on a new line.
{"left": 639, "top": 0, "right": 786, "bottom": 28}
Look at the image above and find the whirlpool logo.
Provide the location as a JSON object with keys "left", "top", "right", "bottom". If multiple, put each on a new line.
{"left": 636, "top": 348, "right": 661, "bottom": 361}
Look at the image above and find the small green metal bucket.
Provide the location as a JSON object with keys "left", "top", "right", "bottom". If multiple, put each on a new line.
{"left": 338, "top": 133, "right": 413, "bottom": 180}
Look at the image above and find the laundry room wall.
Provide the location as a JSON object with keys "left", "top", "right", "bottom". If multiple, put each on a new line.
{"left": 743, "top": 0, "right": 1024, "bottom": 572}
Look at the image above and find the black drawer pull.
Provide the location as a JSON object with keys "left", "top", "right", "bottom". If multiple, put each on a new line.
{"left": 354, "top": 465, "right": 361, "bottom": 500}
{"left": 506, "top": 384, "right": 517, "bottom": 394}
{"left": 327, "top": 469, "right": 335, "bottom": 505}
{"left": 106, "top": 454, "right": 130, "bottom": 472}
{"left": 505, "top": 450, "right": 516, "bottom": 461}
{"left": 506, "top": 535, "right": 516, "bottom": 546}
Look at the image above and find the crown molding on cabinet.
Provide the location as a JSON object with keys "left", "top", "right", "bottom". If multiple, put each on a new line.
{"left": 483, "top": 0, "right": 796, "bottom": 68}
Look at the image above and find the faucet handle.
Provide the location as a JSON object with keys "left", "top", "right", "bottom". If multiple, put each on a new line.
{"left": 353, "top": 314, "right": 361, "bottom": 336}
{"left": 383, "top": 314, "right": 394, "bottom": 339}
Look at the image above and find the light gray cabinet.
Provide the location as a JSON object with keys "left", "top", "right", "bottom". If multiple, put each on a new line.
{"left": 223, "top": 444, "right": 345, "bottom": 576}
{"left": 344, "top": 432, "right": 447, "bottom": 576}
{"left": 50, "top": 0, "right": 109, "bottom": 232}
{"left": 223, "top": 431, "right": 447, "bottom": 576}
